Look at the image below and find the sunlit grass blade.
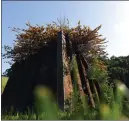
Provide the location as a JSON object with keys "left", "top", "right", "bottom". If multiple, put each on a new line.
{"left": 34, "top": 85, "right": 59, "bottom": 120}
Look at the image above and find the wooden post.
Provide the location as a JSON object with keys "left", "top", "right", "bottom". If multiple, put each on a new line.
{"left": 57, "top": 31, "right": 73, "bottom": 111}
{"left": 77, "top": 54, "right": 95, "bottom": 108}
{"left": 65, "top": 34, "right": 86, "bottom": 107}
{"left": 57, "top": 31, "right": 64, "bottom": 111}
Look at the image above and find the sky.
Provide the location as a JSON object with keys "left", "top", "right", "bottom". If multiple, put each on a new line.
{"left": 2, "top": 1, "right": 129, "bottom": 73}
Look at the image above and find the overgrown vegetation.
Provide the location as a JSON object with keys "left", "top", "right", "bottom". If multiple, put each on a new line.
{"left": 2, "top": 20, "right": 107, "bottom": 63}
{"left": 2, "top": 76, "right": 129, "bottom": 120}
{"left": 2, "top": 19, "right": 129, "bottom": 119}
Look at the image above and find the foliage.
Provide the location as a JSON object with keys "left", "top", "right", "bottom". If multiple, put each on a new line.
{"left": 108, "top": 56, "right": 128, "bottom": 79}
{"left": 100, "top": 55, "right": 129, "bottom": 88}
{"left": 3, "top": 68, "right": 12, "bottom": 77}
{"left": 2, "top": 20, "right": 107, "bottom": 63}
{"left": 88, "top": 57, "right": 108, "bottom": 82}
{"left": 100, "top": 55, "right": 129, "bottom": 117}
{"left": 100, "top": 82, "right": 114, "bottom": 104}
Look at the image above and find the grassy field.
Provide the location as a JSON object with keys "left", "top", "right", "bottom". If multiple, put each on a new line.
{"left": 2, "top": 76, "right": 8, "bottom": 93}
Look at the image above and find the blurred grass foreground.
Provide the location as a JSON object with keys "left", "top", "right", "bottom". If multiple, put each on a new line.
{"left": 2, "top": 77, "right": 129, "bottom": 120}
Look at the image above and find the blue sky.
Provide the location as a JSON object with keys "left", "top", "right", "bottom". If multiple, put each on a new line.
{"left": 2, "top": 1, "right": 129, "bottom": 73}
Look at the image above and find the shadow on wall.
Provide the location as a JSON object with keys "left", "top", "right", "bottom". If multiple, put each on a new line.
{"left": 1, "top": 43, "right": 58, "bottom": 113}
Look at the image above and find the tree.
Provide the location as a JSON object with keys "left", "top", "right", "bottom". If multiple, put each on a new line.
{"left": 107, "top": 56, "right": 129, "bottom": 88}
{"left": 3, "top": 68, "right": 12, "bottom": 77}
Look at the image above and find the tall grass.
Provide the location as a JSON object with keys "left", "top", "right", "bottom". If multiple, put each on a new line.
{"left": 2, "top": 79, "right": 129, "bottom": 120}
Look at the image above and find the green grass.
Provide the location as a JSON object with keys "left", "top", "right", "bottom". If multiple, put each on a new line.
{"left": 2, "top": 76, "right": 8, "bottom": 93}
{"left": 2, "top": 85, "right": 129, "bottom": 120}
{"left": 1, "top": 77, "right": 129, "bottom": 120}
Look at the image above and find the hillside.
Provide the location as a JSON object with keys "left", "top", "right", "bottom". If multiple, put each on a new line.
{"left": 2, "top": 76, "right": 8, "bottom": 93}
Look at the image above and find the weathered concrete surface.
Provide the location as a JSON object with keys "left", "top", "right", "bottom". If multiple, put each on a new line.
{"left": 1, "top": 44, "right": 58, "bottom": 112}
